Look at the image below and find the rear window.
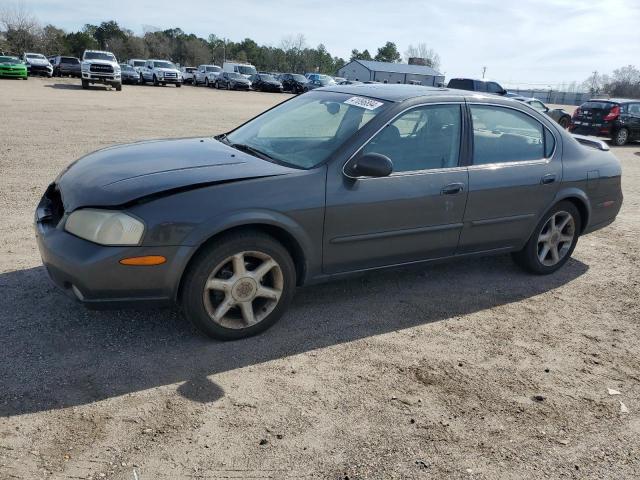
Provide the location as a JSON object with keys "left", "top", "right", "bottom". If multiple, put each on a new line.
{"left": 581, "top": 101, "right": 616, "bottom": 110}
{"left": 447, "top": 79, "right": 474, "bottom": 91}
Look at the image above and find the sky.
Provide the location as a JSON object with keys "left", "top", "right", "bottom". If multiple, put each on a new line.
{"left": 20, "top": 0, "right": 640, "bottom": 87}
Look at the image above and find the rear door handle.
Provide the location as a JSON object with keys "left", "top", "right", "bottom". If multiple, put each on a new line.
{"left": 441, "top": 182, "right": 465, "bottom": 195}
{"left": 541, "top": 174, "right": 557, "bottom": 185}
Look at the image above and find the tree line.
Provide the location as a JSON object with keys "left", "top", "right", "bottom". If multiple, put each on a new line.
{"left": 0, "top": 5, "right": 441, "bottom": 75}
{"left": 582, "top": 66, "right": 640, "bottom": 99}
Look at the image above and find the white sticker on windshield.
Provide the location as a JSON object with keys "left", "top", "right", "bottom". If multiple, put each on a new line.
{"left": 344, "top": 96, "right": 384, "bottom": 110}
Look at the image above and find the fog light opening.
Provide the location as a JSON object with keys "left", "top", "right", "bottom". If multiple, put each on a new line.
{"left": 119, "top": 255, "right": 167, "bottom": 266}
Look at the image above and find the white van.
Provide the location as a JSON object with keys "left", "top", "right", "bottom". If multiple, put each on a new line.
{"left": 127, "top": 58, "right": 147, "bottom": 73}
{"left": 222, "top": 62, "right": 257, "bottom": 79}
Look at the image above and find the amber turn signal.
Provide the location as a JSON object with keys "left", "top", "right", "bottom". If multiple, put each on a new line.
{"left": 119, "top": 255, "right": 167, "bottom": 266}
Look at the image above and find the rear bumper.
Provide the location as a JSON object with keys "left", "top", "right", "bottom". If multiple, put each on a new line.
{"left": 570, "top": 124, "right": 613, "bottom": 138}
{"left": 34, "top": 205, "right": 192, "bottom": 309}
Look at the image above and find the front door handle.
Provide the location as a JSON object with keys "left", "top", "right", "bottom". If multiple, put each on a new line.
{"left": 441, "top": 182, "right": 465, "bottom": 195}
{"left": 541, "top": 174, "right": 557, "bottom": 185}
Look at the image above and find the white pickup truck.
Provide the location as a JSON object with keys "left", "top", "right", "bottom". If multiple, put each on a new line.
{"left": 140, "top": 59, "right": 182, "bottom": 87}
{"left": 81, "top": 50, "right": 121, "bottom": 91}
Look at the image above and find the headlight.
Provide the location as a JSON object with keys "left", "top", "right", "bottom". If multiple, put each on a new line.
{"left": 157, "top": 71, "right": 164, "bottom": 77}
{"left": 65, "top": 209, "right": 145, "bottom": 245}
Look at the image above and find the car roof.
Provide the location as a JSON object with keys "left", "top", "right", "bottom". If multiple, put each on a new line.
{"left": 588, "top": 98, "right": 637, "bottom": 104}
{"left": 321, "top": 83, "right": 479, "bottom": 102}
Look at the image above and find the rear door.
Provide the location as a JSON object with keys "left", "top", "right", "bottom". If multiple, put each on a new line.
{"left": 627, "top": 102, "right": 640, "bottom": 139}
{"left": 458, "top": 103, "right": 562, "bottom": 253}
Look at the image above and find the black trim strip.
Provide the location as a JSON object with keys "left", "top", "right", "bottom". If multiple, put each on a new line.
{"left": 470, "top": 213, "right": 535, "bottom": 226}
{"left": 330, "top": 223, "right": 463, "bottom": 244}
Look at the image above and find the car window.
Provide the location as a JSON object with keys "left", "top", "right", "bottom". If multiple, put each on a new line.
{"left": 629, "top": 103, "right": 640, "bottom": 115}
{"left": 471, "top": 105, "right": 545, "bottom": 164}
{"left": 487, "top": 82, "right": 503, "bottom": 94}
{"left": 529, "top": 100, "right": 546, "bottom": 112}
{"left": 362, "top": 104, "right": 462, "bottom": 172}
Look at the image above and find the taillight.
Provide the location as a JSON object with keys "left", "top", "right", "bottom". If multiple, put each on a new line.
{"left": 604, "top": 105, "right": 620, "bottom": 121}
{"left": 572, "top": 107, "right": 581, "bottom": 118}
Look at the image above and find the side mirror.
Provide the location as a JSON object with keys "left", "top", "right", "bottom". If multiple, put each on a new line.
{"left": 347, "top": 153, "right": 393, "bottom": 178}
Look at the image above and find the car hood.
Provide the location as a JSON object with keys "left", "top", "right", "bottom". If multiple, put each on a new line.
{"left": 26, "top": 58, "right": 49, "bottom": 66}
{"left": 83, "top": 59, "right": 117, "bottom": 67}
{"left": 156, "top": 68, "right": 179, "bottom": 73}
{"left": 56, "top": 137, "right": 297, "bottom": 211}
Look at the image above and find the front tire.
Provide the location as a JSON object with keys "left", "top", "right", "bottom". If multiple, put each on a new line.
{"left": 81, "top": 79, "right": 88, "bottom": 89}
{"left": 181, "top": 231, "right": 296, "bottom": 340}
{"left": 558, "top": 116, "right": 570, "bottom": 129}
{"left": 613, "top": 128, "right": 629, "bottom": 146}
{"left": 512, "top": 201, "right": 581, "bottom": 274}
{"left": 153, "top": 75, "right": 159, "bottom": 86}
{"left": 115, "top": 82, "right": 122, "bottom": 91}
{"left": 205, "top": 77, "right": 209, "bottom": 87}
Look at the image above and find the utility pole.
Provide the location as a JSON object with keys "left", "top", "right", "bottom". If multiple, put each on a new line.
{"left": 591, "top": 70, "right": 598, "bottom": 94}
{"left": 482, "top": 66, "right": 487, "bottom": 79}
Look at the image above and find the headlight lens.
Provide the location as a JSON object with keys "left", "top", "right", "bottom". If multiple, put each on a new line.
{"left": 65, "top": 209, "right": 145, "bottom": 245}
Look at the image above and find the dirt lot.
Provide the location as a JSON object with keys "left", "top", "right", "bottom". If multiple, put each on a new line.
{"left": 1, "top": 77, "right": 639, "bottom": 479}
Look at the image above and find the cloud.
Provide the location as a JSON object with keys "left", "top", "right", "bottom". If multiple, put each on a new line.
{"left": 22, "top": 0, "right": 640, "bottom": 85}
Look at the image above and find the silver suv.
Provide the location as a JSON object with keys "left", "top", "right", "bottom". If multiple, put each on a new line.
{"left": 81, "top": 50, "right": 122, "bottom": 91}
{"left": 140, "top": 59, "right": 182, "bottom": 87}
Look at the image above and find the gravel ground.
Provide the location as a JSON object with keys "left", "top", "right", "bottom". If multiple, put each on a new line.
{"left": 1, "top": 77, "right": 639, "bottom": 479}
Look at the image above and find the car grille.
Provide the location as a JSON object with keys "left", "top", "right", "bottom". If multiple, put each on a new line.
{"left": 163, "top": 72, "right": 177, "bottom": 78}
{"left": 90, "top": 64, "right": 113, "bottom": 73}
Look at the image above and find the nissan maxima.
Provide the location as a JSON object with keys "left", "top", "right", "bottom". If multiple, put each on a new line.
{"left": 35, "top": 85, "right": 623, "bottom": 340}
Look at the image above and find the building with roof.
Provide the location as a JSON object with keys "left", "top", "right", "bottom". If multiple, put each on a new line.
{"left": 337, "top": 59, "right": 445, "bottom": 86}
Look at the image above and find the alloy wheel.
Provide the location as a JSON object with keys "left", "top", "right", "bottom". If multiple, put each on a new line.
{"left": 537, "top": 211, "right": 575, "bottom": 266}
{"left": 202, "top": 251, "right": 283, "bottom": 329}
{"left": 615, "top": 129, "right": 629, "bottom": 146}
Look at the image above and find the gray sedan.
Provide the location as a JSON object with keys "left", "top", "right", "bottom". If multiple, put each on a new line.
{"left": 35, "top": 85, "right": 623, "bottom": 340}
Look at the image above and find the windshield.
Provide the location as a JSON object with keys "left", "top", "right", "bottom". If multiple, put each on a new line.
{"left": 225, "top": 91, "right": 388, "bottom": 169}
{"left": 153, "top": 61, "right": 176, "bottom": 69}
{"left": 84, "top": 52, "right": 116, "bottom": 62}
{"left": 61, "top": 57, "right": 79, "bottom": 64}
{"left": 227, "top": 72, "right": 242, "bottom": 79}
{"left": 26, "top": 54, "right": 46, "bottom": 60}
{"left": 0, "top": 56, "right": 20, "bottom": 63}
{"left": 237, "top": 65, "right": 257, "bottom": 75}
{"left": 259, "top": 74, "right": 276, "bottom": 82}
{"left": 292, "top": 74, "right": 307, "bottom": 82}
{"left": 205, "top": 66, "right": 221, "bottom": 72}
{"left": 121, "top": 64, "right": 135, "bottom": 71}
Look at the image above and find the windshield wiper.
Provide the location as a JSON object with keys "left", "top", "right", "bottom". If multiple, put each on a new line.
{"left": 229, "top": 143, "right": 275, "bottom": 161}
{"left": 215, "top": 133, "right": 230, "bottom": 144}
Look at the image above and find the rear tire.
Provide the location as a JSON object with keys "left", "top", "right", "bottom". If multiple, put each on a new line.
{"left": 181, "top": 231, "right": 296, "bottom": 340}
{"left": 613, "top": 128, "right": 629, "bottom": 146}
{"left": 512, "top": 201, "right": 581, "bottom": 275}
{"left": 558, "top": 116, "right": 570, "bottom": 129}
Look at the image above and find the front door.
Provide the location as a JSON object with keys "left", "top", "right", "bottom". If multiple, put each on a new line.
{"left": 323, "top": 103, "right": 469, "bottom": 274}
{"left": 458, "top": 103, "right": 563, "bottom": 253}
